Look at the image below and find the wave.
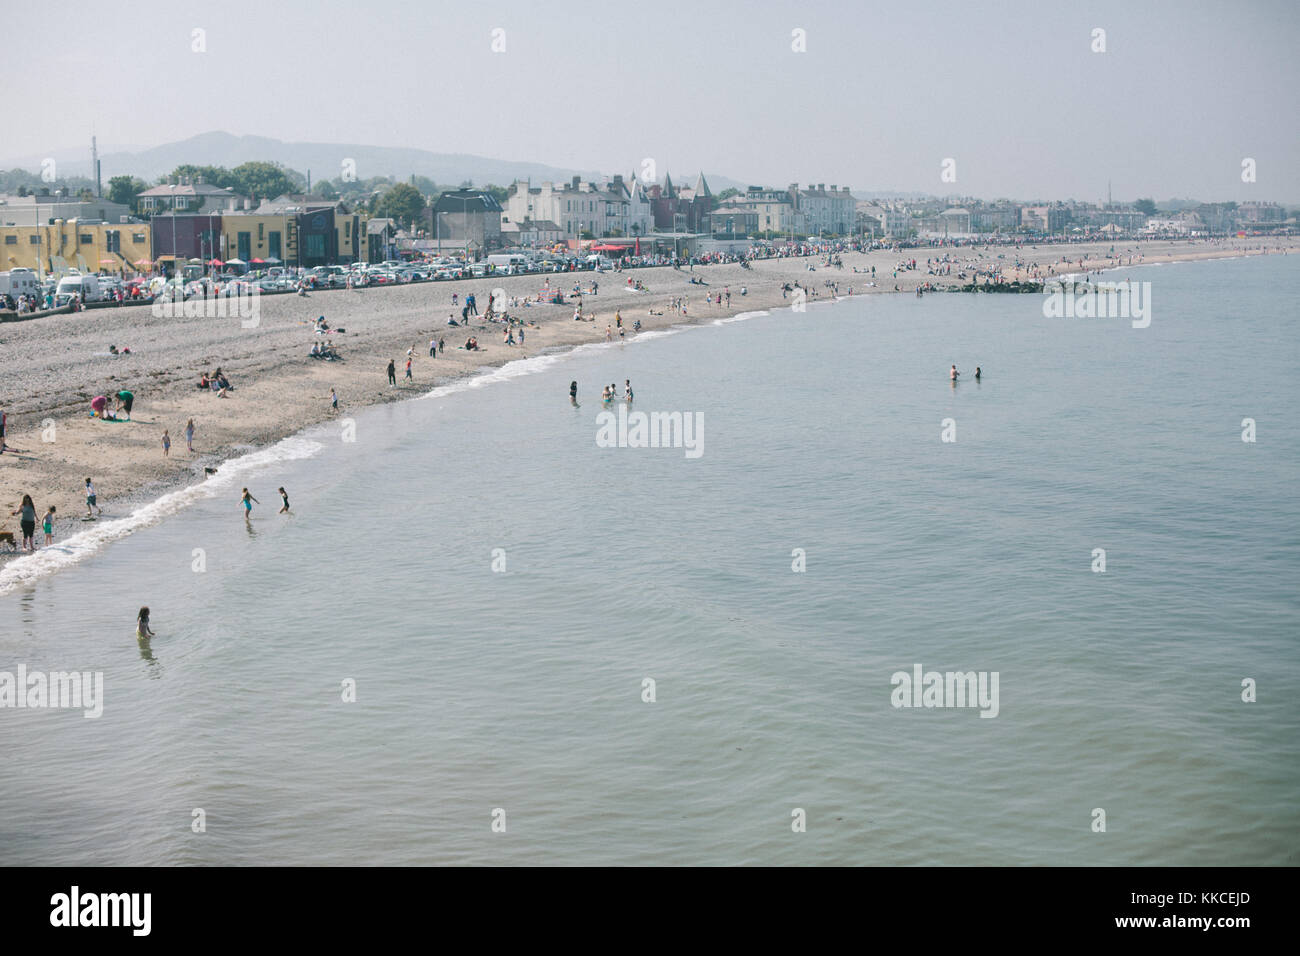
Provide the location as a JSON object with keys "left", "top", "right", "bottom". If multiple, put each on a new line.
{"left": 0, "top": 437, "right": 323, "bottom": 596}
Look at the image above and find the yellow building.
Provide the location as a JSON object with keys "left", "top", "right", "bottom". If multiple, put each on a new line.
{"left": 218, "top": 213, "right": 298, "bottom": 265}
{"left": 1, "top": 220, "right": 153, "bottom": 275}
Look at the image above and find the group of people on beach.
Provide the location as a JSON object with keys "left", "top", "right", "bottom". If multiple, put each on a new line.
{"left": 4, "top": 478, "right": 103, "bottom": 553}
{"left": 196, "top": 369, "right": 232, "bottom": 397}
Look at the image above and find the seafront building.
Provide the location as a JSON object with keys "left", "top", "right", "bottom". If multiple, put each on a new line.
{"left": 504, "top": 175, "right": 654, "bottom": 239}
{"left": 1, "top": 219, "right": 152, "bottom": 274}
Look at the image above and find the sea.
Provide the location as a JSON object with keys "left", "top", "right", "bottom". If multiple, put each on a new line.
{"left": 1, "top": 253, "right": 1296, "bottom": 865}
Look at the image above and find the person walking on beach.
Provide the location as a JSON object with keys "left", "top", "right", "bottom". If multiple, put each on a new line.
{"left": 330, "top": 388, "right": 339, "bottom": 412}
{"left": 137, "top": 606, "right": 155, "bottom": 640}
{"left": 606, "top": 325, "right": 612, "bottom": 342}
{"left": 11, "top": 494, "right": 37, "bottom": 552}
{"left": 387, "top": 359, "right": 397, "bottom": 387}
{"left": 42, "top": 505, "right": 55, "bottom": 546}
{"left": 185, "top": 418, "right": 195, "bottom": 453}
{"left": 404, "top": 357, "right": 413, "bottom": 382}
{"left": 85, "top": 478, "right": 102, "bottom": 517}
{"left": 278, "top": 487, "right": 290, "bottom": 513}
{"left": 161, "top": 430, "right": 171, "bottom": 457}
{"left": 429, "top": 337, "right": 437, "bottom": 357}
{"left": 240, "top": 488, "right": 259, "bottom": 517}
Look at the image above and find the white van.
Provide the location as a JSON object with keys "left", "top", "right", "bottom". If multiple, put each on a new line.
{"left": 487, "top": 253, "right": 529, "bottom": 274}
{"left": 55, "top": 274, "right": 104, "bottom": 305}
{"left": 0, "top": 267, "right": 41, "bottom": 301}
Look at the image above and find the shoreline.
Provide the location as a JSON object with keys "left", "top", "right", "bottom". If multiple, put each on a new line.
{"left": 1, "top": 237, "right": 1293, "bottom": 564}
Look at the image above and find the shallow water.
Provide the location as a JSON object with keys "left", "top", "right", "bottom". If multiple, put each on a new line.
{"left": 2, "top": 254, "right": 1297, "bottom": 865}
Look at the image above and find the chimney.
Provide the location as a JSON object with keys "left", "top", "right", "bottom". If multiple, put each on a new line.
{"left": 571, "top": 175, "right": 580, "bottom": 190}
{"left": 818, "top": 183, "right": 825, "bottom": 191}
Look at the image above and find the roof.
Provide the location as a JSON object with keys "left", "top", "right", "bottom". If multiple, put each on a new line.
{"left": 138, "top": 183, "right": 247, "bottom": 199}
{"left": 433, "top": 190, "right": 504, "bottom": 214}
{"left": 367, "top": 218, "right": 397, "bottom": 235}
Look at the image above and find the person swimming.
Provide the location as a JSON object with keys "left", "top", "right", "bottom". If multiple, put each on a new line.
{"left": 950, "top": 364, "right": 960, "bottom": 381}
{"left": 974, "top": 366, "right": 982, "bottom": 381}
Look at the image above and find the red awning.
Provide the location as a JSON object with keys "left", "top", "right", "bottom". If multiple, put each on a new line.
{"left": 208, "top": 258, "right": 224, "bottom": 265}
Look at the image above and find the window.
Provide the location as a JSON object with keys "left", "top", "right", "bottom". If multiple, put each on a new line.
{"left": 30, "top": 235, "right": 41, "bottom": 244}
{"left": 4, "top": 235, "right": 15, "bottom": 245}
{"left": 258, "top": 223, "right": 264, "bottom": 241}
{"left": 345, "top": 221, "right": 351, "bottom": 239}
{"left": 80, "top": 234, "right": 93, "bottom": 244}
{"left": 132, "top": 233, "right": 146, "bottom": 243}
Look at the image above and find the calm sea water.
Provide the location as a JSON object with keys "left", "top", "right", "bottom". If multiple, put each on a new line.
{"left": 2, "top": 254, "right": 1297, "bottom": 865}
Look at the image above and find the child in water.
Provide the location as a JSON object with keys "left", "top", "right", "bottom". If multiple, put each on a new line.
{"left": 240, "top": 488, "right": 259, "bottom": 516}
{"left": 279, "top": 487, "right": 290, "bottom": 513}
{"left": 42, "top": 505, "right": 55, "bottom": 546}
{"left": 569, "top": 381, "right": 579, "bottom": 407}
{"left": 137, "top": 606, "right": 155, "bottom": 640}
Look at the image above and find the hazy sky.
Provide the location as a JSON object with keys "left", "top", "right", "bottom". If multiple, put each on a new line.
{"left": 5, "top": 0, "right": 1298, "bottom": 202}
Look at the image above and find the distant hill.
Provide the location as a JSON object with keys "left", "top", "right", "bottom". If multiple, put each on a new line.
{"left": 0, "top": 132, "right": 749, "bottom": 195}
{"left": 1, "top": 131, "right": 607, "bottom": 188}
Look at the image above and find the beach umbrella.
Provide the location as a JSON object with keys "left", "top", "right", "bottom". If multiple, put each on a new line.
{"left": 208, "top": 258, "right": 224, "bottom": 266}
{"left": 226, "top": 258, "right": 246, "bottom": 265}
{"left": 250, "top": 258, "right": 265, "bottom": 264}
{"left": 134, "top": 258, "right": 152, "bottom": 266}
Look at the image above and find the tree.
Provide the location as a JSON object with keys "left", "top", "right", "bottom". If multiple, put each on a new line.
{"left": 716, "top": 187, "right": 741, "bottom": 202}
{"left": 107, "top": 175, "right": 147, "bottom": 212}
{"left": 374, "top": 182, "right": 425, "bottom": 229}
{"left": 166, "top": 164, "right": 234, "bottom": 189}
{"left": 228, "top": 162, "right": 301, "bottom": 203}
{"left": 483, "top": 184, "right": 508, "bottom": 204}
{"left": 314, "top": 180, "right": 339, "bottom": 200}
{"left": 1134, "top": 198, "right": 1157, "bottom": 216}
{"left": 411, "top": 175, "right": 438, "bottom": 197}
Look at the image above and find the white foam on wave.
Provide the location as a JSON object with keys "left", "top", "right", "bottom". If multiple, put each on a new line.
{"left": 711, "top": 309, "right": 770, "bottom": 326}
{"left": 0, "top": 436, "right": 323, "bottom": 596}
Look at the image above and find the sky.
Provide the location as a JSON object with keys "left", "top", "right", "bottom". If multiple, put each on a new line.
{"left": 3, "top": 0, "right": 1298, "bottom": 203}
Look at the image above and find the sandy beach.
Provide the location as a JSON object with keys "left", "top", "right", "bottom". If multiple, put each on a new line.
{"left": 0, "top": 236, "right": 1292, "bottom": 552}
